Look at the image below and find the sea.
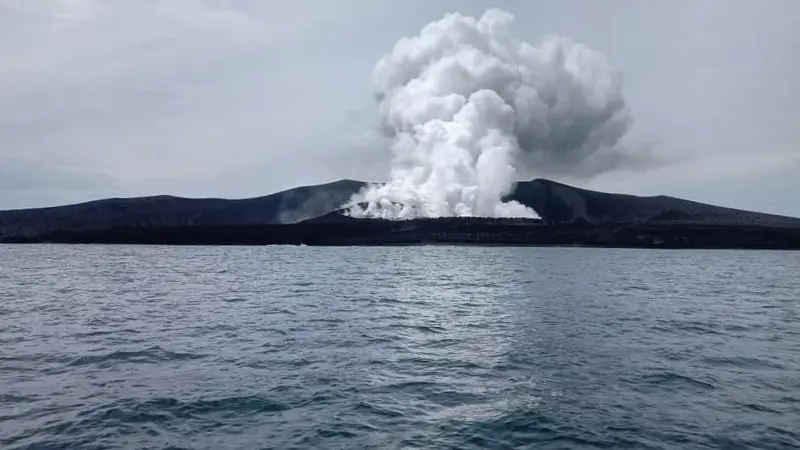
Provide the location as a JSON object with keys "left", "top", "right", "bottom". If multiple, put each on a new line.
{"left": 1, "top": 245, "right": 799, "bottom": 450}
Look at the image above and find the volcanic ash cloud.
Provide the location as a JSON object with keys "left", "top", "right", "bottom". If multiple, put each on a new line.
{"left": 346, "top": 9, "right": 633, "bottom": 219}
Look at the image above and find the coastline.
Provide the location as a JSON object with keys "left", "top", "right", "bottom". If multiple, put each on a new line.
{"left": 4, "top": 219, "right": 800, "bottom": 250}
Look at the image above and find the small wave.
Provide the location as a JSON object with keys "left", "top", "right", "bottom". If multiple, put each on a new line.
{"left": 73, "top": 328, "right": 141, "bottom": 338}
{"left": 653, "top": 319, "right": 725, "bottom": 336}
{"left": 636, "top": 371, "right": 718, "bottom": 391}
{"left": 376, "top": 380, "right": 440, "bottom": 391}
{"left": 741, "top": 402, "right": 783, "bottom": 414}
{"left": 293, "top": 425, "right": 362, "bottom": 447}
{"left": 66, "top": 346, "right": 205, "bottom": 368}
{"left": 778, "top": 395, "right": 800, "bottom": 404}
{"left": 191, "top": 323, "right": 239, "bottom": 335}
{"left": 387, "top": 323, "right": 447, "bottom": 334}
{"left": 721, "top": 324, "right": 753, "bottom": 333}
{"left": 621, "top": 284, "right": 652, "bottom": 292}
{"left": 285, "top": 357, "right": 320, "bottom": 369}
{"left": 180, "top": 395, "right": 290, "bottom": 416}
{"left": 1, "top": 353, "right": 73, "bottom": 365}
{"left": 307, "top": 317, "right": 346, "bottom": 325}
{"left": 765, "top": 426, "right": 800, "bottom": 443}
{"left": 256, "top": 307, "right": 296, "bottom": 316}
{"left": 359, "top": 333, "right": 397, "bottom": 345}
{"left": 2, "top": 395, "right": 291, "bottom": 448}
{"left": 0, "top": 393, "right": 39, "bottom": 404}
{"left": 258, "top": 327, "right": 288, "bottom": 336}
{"left": 0, "top": 335, "right": 25, "bottom": 344}
{"left": 540, "top": 434, "right": 618, "bottom": 449}
{"left": 368, "top": 297, "right": 406, "bottom": 304}
{"left": 701, "top": 355, "right": 786, "bottom": 370}
{"left": 421, "top": 337, "right": 461, "bottom": 348}
{"left": 353, "top": 400, "right": 406, "bottom": 418}
{"left": 436, "top": 281, "right": 482, "bottom": 290}
{"left": 81, "top": 395, "right": 290, "bottom": 424}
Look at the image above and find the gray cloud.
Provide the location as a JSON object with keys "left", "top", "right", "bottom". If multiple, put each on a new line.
{"left": 0, "top": 156, "right": 120, "bottom": 209}
{"left": 0, "top": 157, "right": 113, "bottom": 191}
{"left": 0, "top": 0, "right": 798, "bottom": 216}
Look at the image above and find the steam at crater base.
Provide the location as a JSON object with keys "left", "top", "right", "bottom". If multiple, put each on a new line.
{"left": 346, "top": 9, "right": 634, "bottom": 219}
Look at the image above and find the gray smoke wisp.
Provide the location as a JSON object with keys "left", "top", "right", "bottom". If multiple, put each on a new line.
{"left": 346, "top": 9, "right": 634, "bottom": 219}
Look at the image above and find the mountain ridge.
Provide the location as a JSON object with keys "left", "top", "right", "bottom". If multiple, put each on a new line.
{"left": 2, "top": 178, "right": 799, "bottom": 241}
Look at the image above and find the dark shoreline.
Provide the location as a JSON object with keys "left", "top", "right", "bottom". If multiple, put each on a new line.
{"left": 4, "top": 218, "right": 800, "bottom": 250}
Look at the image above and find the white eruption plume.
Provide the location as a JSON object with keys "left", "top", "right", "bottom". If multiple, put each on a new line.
{"left": 346, "top": 9, "right": 633, "bottom": 219}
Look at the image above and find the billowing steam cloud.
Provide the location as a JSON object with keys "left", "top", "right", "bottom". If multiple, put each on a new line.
{"left": 347, "top": 9, "right": 633, "bottom": 219}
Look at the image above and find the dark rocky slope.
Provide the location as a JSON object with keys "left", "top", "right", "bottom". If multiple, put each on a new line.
{"left": 0, "top": 179, "right": 366, "bottom": 239}
{"left": 2, "top": 178, "right": 799, "bottom": 244}
{"left": 510, "top": 179, "right": 800, "bottom": 227}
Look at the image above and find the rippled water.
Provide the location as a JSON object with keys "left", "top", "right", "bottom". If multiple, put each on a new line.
{"left": 1, "top": 245, "right": 799, "bottom": 449}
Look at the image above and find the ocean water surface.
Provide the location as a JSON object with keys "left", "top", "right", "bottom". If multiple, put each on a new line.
{"left": 1, "top": 245, "right": 799, "bottom": 449}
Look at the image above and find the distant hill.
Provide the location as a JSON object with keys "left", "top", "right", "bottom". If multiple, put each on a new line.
{"left": 510, "top": 179, "right": 800, "bottom": 227}
{"left": 2, "top": 178, "right": 798, "bottom": 241}
{"left": 0, "top": 179, "right": 366, "bottom": 239}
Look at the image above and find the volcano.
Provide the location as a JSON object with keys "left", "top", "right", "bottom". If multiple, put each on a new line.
{"left": 1, "top": 179, "right": 799, "bottom": 249}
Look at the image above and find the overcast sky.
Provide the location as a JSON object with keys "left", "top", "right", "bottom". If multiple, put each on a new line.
{"left": 1, "top": 0, "right": 798, "bottom": 216}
